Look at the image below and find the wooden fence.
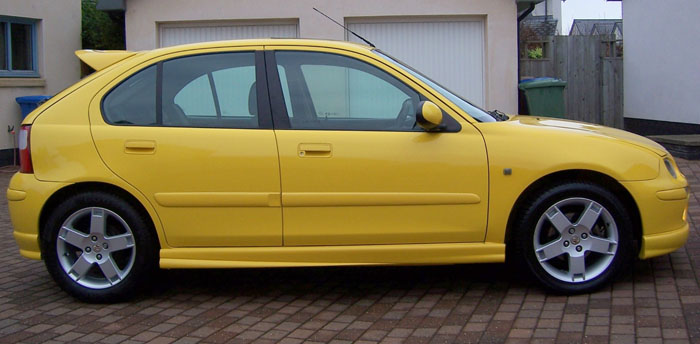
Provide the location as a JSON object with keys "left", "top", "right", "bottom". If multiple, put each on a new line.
{"left": 520, "top": 35, "right": 623, "bottom": 128}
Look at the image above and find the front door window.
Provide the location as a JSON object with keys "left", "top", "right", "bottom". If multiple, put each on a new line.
{"left": 275, "top": 51, "right": 422, "bottom": 131}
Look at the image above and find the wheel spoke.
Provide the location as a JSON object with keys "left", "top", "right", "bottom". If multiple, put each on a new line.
{"left": 577, "top": 201, "right": 603, "bottom": 230}
{"left": 568, "top": 255, "right": 586, "bottom": 280}
{"left": 68, "top": 255, "right": 93, "bottom": 281}
{"left": 58, "top": 226, "right": 88, "bottom": 248}
{"left": 535, "top": 238, "right": 566, "bottom": 262}
{"left": 588, "top": 236, "right": 617, "bottom": 255}
{"left": 89, "top": 208, "right": 107, "bottom": 235}
{"left": 105, "top": 233, "right": 134, "bottom": 252}
{"left": 545, "top": 206, "right": 573, "bottom": 233}
{"left": 98, "top": 258, "right": 121, "bottom": 284}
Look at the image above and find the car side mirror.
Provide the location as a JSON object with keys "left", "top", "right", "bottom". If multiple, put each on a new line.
{"left": 416, "top": 101, "right": 443, "bottom": 131}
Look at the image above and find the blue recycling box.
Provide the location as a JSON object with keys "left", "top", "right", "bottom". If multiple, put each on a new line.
{"left": 16, "top": 95, "right": 52, "bottom": 119}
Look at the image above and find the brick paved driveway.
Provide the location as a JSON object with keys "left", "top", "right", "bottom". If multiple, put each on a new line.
{"left": 0, "top": 161, "right": 699, "bottom": 344}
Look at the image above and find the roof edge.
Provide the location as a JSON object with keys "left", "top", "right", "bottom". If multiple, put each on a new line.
{"left": 96, "top": 0, "right": 125, "bottom": 11}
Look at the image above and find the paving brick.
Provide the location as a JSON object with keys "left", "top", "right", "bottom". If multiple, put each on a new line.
{"left": 146, "top": 337, "right": 176, "bottom": 344}
{"left": 508, "top": 328, "right": 533, "bottom": 338}
{"left": 662, "top": 328, "right": 689, "bottom": 339}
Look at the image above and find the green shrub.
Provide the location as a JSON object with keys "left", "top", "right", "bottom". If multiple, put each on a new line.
{"left": 528, "top": 47, "right": 543, "bottom": 59}
{"left": 82, "top": 0, "right": 125, "bottom": 50}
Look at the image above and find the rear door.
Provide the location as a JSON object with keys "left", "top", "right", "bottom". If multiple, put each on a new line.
{"left": 89, "top": 47, "right": 283, "bottom": 247}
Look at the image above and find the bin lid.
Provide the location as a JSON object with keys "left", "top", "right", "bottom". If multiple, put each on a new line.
{"left": 518, "top": 79, "right": 567, "bottom": 90}
{"left": 16, "top": 95, "right": 52, "bottom": 104}
{"left": 520, "top": 77, "right": 558, "bottom": 84}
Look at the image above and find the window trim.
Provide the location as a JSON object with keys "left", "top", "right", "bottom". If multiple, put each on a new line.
{"left": 264, "top": 51, "right": 291, "bottom": 129}
{"left": 265, "top": 50, "right": 461, "bottom": 133}
{"left": 0, "top": 15, "right": 39, "bottom": 78}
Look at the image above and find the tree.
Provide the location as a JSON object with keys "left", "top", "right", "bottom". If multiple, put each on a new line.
{"left": 81, "top": 0, "right": 125, "bottom": 50}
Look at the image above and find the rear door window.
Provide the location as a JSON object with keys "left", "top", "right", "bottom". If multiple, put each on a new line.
{"left": 103, "top": 51, "right": 262, "bottom": 129}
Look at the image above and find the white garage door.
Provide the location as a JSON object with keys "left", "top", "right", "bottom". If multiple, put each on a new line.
{"left": 159, "top": 22, "right": 298, "bottom": 47}
{"left": 348, "top": 20, "right": 485, "bottom": 107}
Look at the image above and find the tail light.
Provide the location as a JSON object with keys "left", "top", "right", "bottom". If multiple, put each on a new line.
{"left": 19, "top": 125, "right": 33, "bottom": 173}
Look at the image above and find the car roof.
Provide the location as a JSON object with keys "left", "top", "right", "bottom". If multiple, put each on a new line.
{"left": 149, "top": 38, "right": 374, "bottom": 55}
{"left": 77, "top": 39, "right": 375, "bottom": 72}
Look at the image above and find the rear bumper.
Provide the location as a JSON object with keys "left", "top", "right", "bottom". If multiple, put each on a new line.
{"left": 639, "top": 222, "right": 689, "bottom": 259}
{"left": 7, "top": 173, "right": 69, "bottom": 260}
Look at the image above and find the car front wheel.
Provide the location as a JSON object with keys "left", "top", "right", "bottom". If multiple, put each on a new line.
{"left": 514, "top": 182, "right": 634, "bottom": 294}
{"left": 42, "top": 191, "right": 158, "bottom": 303}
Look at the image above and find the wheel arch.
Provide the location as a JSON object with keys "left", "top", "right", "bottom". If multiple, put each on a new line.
{"left": 504, "top": 169, "right": 642, "bottom": 254}
{"left": 38, "top": 182, "right": 161, "bottom": 253}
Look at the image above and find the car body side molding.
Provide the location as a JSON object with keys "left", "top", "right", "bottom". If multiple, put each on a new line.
{"left": 160, "top": 242, "right": 505, "bottom": 268}
{"left": 282, "top": 192, "right": 481, "bottom": 207}
{"left": 154, "top": 192, "right": 281, "bottom": 207}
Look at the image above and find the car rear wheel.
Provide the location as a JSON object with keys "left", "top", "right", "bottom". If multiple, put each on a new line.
{"left": 513, "top": 182, "right": 634, "bottom": 294}
{"left": 42, "top": 191, "right": 158, "bottom": 303}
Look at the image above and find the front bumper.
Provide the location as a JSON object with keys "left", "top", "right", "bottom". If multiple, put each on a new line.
{"left": 622, "top": 176, "right": 689, "bottom": 259}
{"left": 640, "top": 222, "right": 689, "bottom": 259}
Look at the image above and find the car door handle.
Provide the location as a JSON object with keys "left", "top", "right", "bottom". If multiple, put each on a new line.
{"left": 298, "top": 143, "right": 332, "bottom": 158}
{"left": 124, "top": 140, "right": 156, "bottom": 154}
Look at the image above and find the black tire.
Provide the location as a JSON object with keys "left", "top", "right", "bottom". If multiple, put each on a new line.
{"left": 41, "top": 191, "right": 158, "bottom": 303}
{"left": 511, "top": 181, "right": 634, "bottom": 294}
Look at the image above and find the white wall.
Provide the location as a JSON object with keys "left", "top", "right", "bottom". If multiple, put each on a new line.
{"left": 624, "top": 0, "right": 700, "bottom": 124}
{"left": 0, "top": 0, "right": 81, "bottom": 153}
{"left": 124, "top": 0, "right": 519, "bottom": 114}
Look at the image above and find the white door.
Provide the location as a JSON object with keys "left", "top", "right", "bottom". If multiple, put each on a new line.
{"left": 159, "top": 22, "right": 298, "bottom": 47}
{"left": 348, "top": 19, "right": 485, "bottom": 107}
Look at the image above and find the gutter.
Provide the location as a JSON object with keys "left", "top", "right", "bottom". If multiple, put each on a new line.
{"left": 96, "top": 0, "right": 125, "bottom": 11}
{"left": 518, "top": 3, "right": 537, "bottom": 22}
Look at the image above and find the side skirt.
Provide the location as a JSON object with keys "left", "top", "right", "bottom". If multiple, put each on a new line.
{"left": 160, "top": 243, "right": 505, "bottom": 269}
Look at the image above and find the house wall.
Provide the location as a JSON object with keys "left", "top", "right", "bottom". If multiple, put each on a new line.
{"left": 624, "top": 0, "right": 700, "bottom": 125}
{"left": 0, "top": 0, "right": 81, "bottom": 163}
{"left": 123, "top": 0, "right": 519, "bottom": 115}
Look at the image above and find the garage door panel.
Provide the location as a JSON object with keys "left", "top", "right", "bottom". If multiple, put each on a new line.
{"left": 348, "top": 20, "right": 484, "bottom": 107}
{"left": 160, "top": 23, "right": 298, "bottom": 47}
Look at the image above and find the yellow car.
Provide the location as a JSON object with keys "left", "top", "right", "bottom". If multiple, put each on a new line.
{"left": 7, "top": 39, "right": 688, "bottom": 302}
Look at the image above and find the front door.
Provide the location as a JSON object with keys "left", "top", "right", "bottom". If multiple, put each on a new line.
{"left": 268, "top": 48, "right": 489, "bottom": 246}
{"left": 90, "top": 48, "right": 282, "bottom": 247}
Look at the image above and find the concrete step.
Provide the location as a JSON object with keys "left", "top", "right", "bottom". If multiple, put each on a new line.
{"left": 648, "top": 134, "right": 700, "bottom": 160}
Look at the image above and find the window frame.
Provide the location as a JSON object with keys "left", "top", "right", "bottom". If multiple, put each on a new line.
{"left": 100, "top": 50, "right": 273, "bottom": 129}
{"left": 265, "top": 50, "right": 461, "bottom": 133}
{"left": 0, "top": 15, "right": 39, "bottom": 78}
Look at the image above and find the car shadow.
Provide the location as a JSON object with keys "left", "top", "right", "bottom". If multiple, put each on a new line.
{"left": 145, "top": 256, "right": 649, "bottom": 301}
{"left": 149, "top": 263, "right": 532, "bottom": 299}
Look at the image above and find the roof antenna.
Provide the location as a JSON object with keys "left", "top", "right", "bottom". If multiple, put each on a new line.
{"left": 313, "top": 8, "right": 376, "bottom": 48}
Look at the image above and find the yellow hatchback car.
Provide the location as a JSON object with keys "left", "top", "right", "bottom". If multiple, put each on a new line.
{"left": 7, "top": 39, "right": 689, "bottom": 302}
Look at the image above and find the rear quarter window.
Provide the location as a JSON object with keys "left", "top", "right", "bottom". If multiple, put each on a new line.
{"left": 102, "top": 65, "right": 157, "bottom": 125}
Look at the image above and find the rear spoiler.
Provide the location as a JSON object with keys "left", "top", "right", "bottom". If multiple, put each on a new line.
{"left": 75, "top": 49, "right": 137, "bottom": 71}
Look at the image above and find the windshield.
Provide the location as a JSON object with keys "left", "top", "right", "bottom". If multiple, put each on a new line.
{"left": 373, "top": 50, "right": 496, "bottom": 123}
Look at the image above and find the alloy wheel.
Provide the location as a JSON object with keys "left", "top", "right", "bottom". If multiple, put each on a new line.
{"left": 56, "top": 207, "right": 136, "bottom": 289}
{"left": 532, "top": 197, "right": 618, "bottom": 283}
